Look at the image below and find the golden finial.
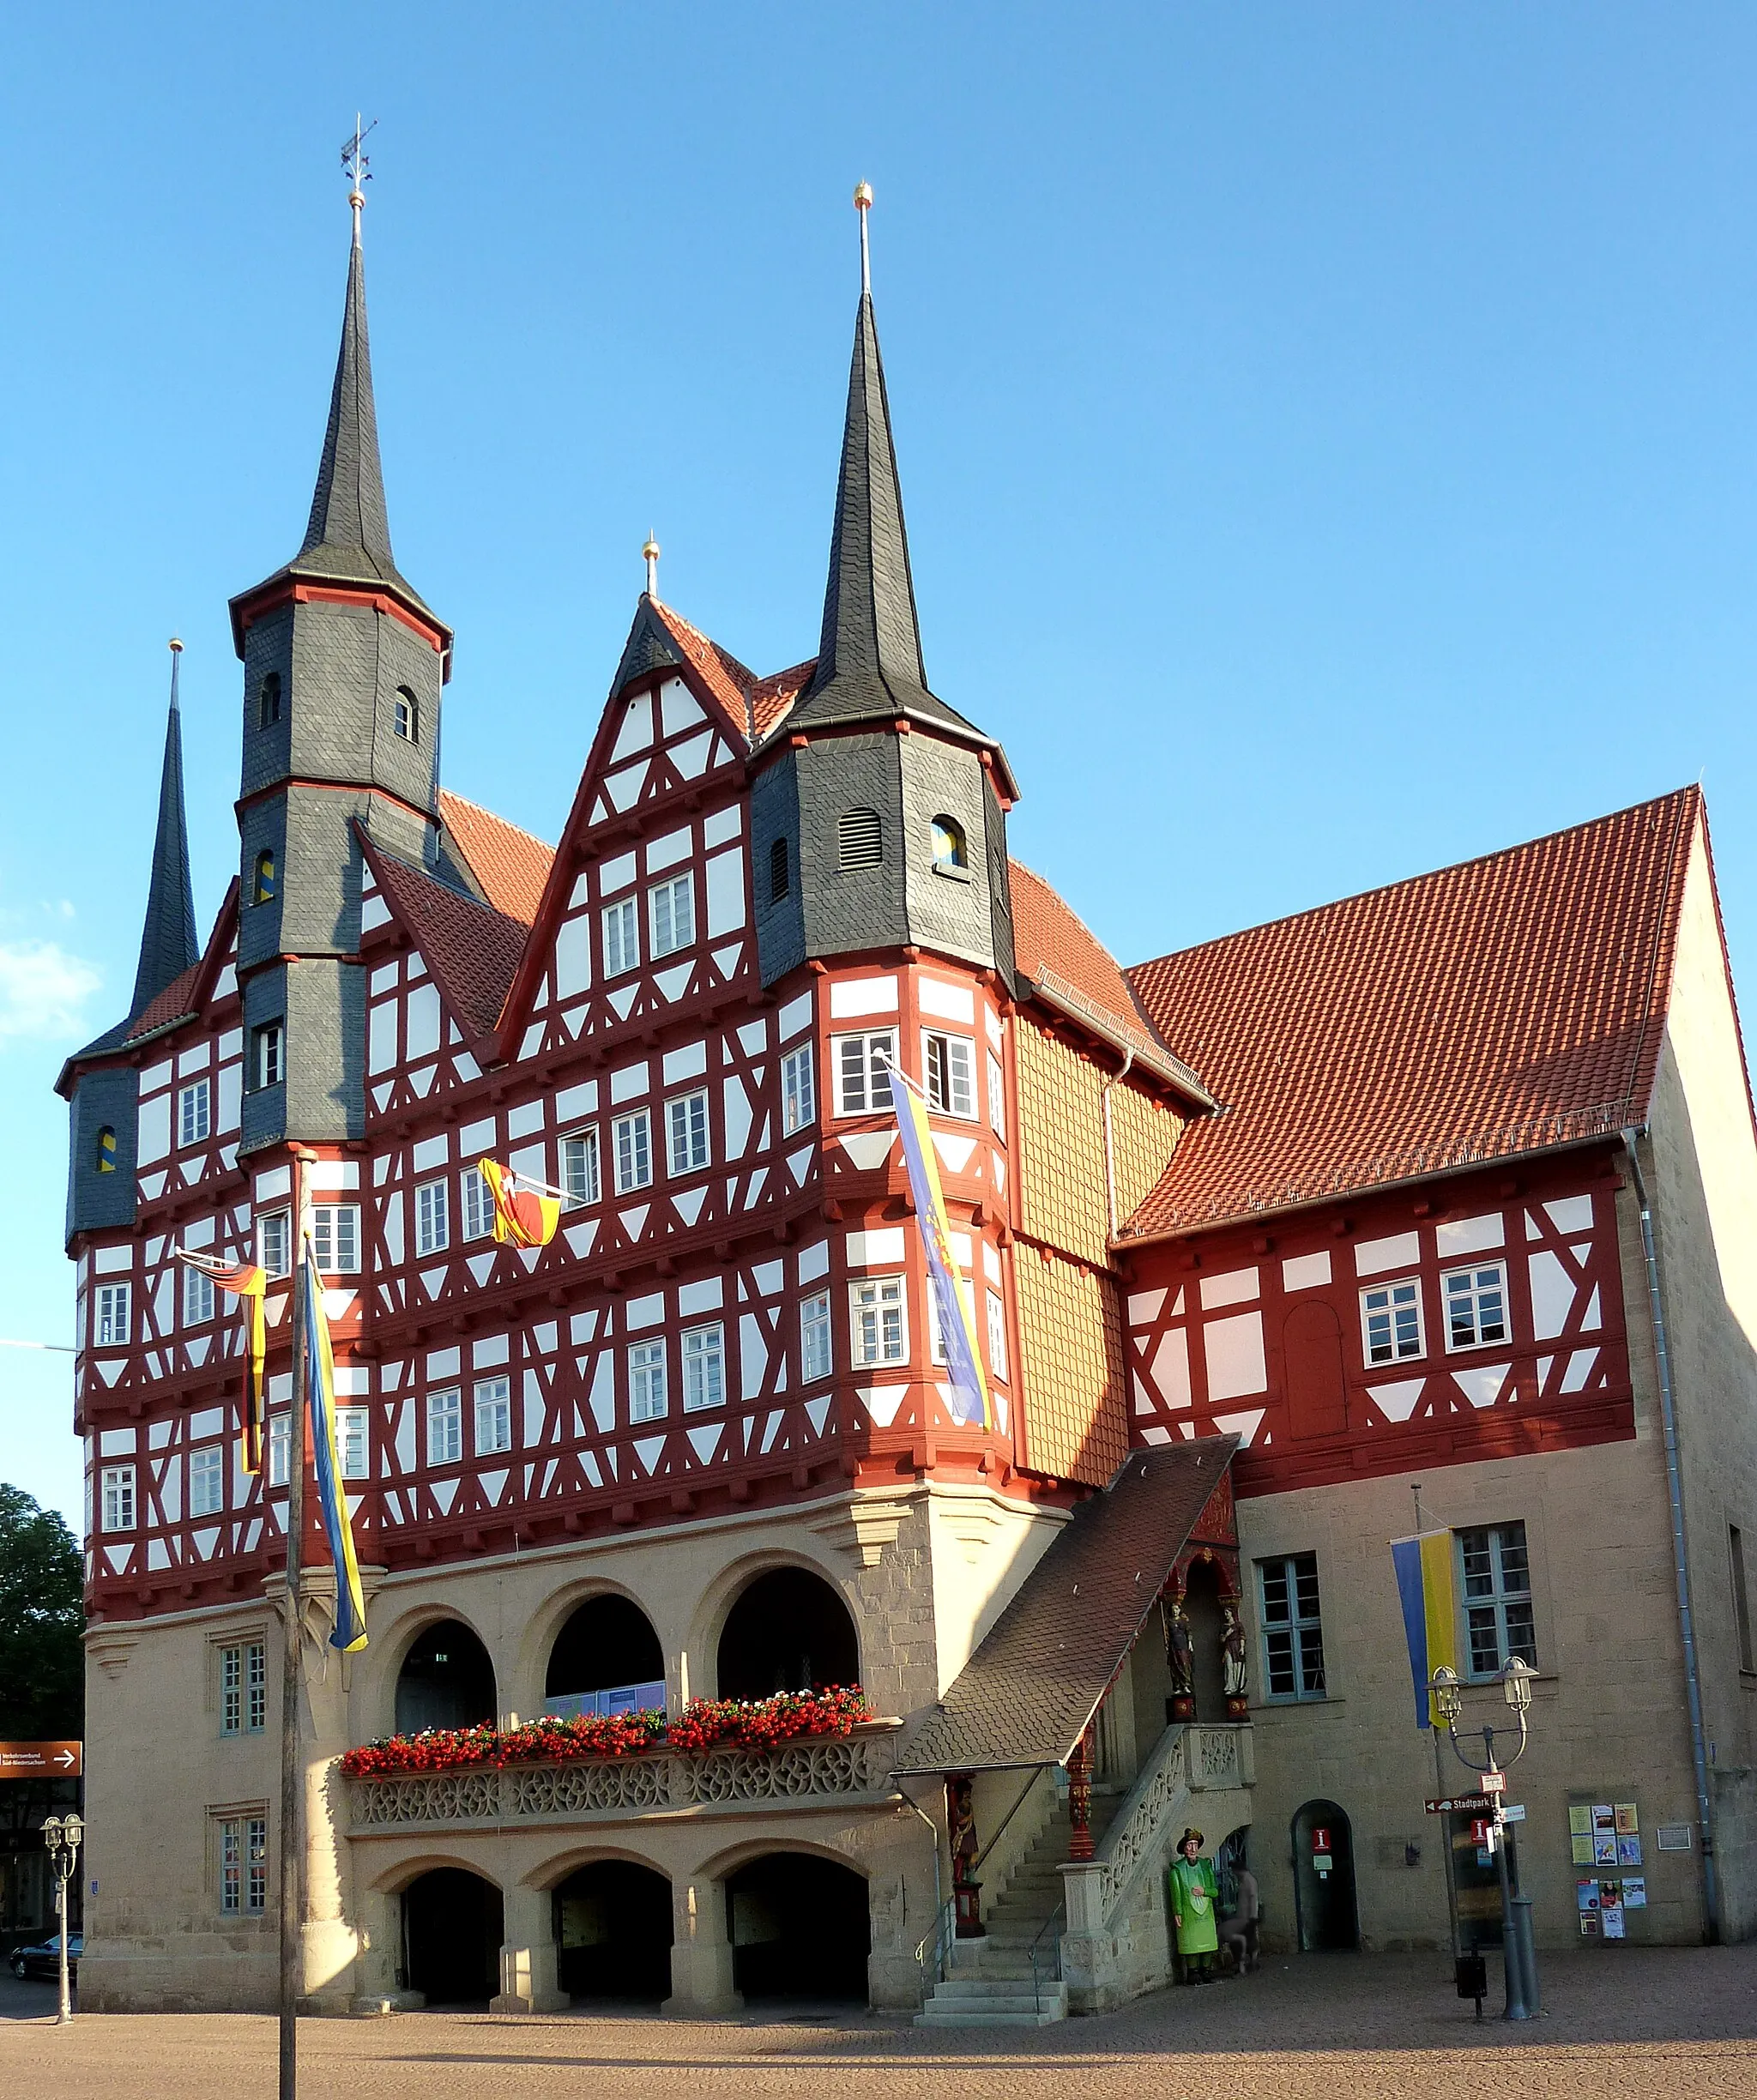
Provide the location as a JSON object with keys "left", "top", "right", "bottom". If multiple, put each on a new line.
{"left": 854, "top": 181, "right": 873, "bottom": 295}
{"left": 643, "top": 532, "right": 661, "bottom": 597}
{"left": 168, "top": 637, "right": 184, "bottom": 654}
{"left": 341, "top": 114, "right": 376, "bottom": 245}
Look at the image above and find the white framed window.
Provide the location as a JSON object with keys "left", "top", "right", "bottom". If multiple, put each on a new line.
{"left": 833, "top": 1029, "right": 896, "bottom": 1116}
{"left": 923, "top": 1031, "right": 975, "bottom": 1119}
{"left": 562, "top": 1131, "right": 600, "bottom": 1208}
{"left": 782, "top": 1043, "right": 816, "bottom": 1136}
{"left": 474, "top": 1376, "right": 513, "bottom": 1454}
{"left": 268, "top": 1414, "right": 290, "bottom": 1488}
{"left": 800, "top": 1290, "right": 832, "bottom": 1384}
{"left": 850, "top": 1276, "right": 907, "bottom": 1366}
{"left": 1459, "top": 1523, "right": 1537, "bottom": 1675}
{"left": 927, "top": 1288, "right": 948, "bottom": 1366}
{"left": 462, "top": 1164, "right": 493, "bottom": 1241}
{"left": 219, "top": 1814, "right": 268, "bottom": 1915}
{"left": 252, "top": 1022, "right": 284, "bottom": 1090}
{"left": 178, "top": 1077, "right": 212, "bottom": 1148}
{"left": 220, "top": 1640, "right": 268, "bottom": 1735}
{"left": 258, "top": 1210, "right": 292, "bottom": 1280}
{"left": 336, "top": 1408, "right": 370, "bottom": 1481}
{"left": 628, "top": 1339, "right": 667, "bottom": 1423}
{"left": 183, "top": 1264, "right": 215, "bottom": 1327}
{"left": 649, "top": 873, "right": 695, "bottom": 957}
{"left": 987, "top": 1287, "right": 1009, "bottom": 1382}
{"left": 100, "top": 1464, "right": 136, "bottom": 1531}
{"left": 1361, "top": 1278, "right": 1423, "bottom": 1366}
{"left": 667, "top": 1089, "right": 710, "bottom": 1175}
{"left": 602, "top": 895, "right": 639, "bottom": 978}
{"left": 682, "top": 1323, "right": 726, "bottom": 1413}
{"left": 613, "top": 1109, "right": 653, "bottom": 1193}
{"left": 1443, "top": 1262, "right": 1509, "bottom": 1351}
{"left": 311, "top": 1204, "right": 360, "bottom": 1275}
{"left": 987, "top": 1050, "right": 1005, "bottom": 1138}
{"left": 415, "top": 1180, "right": 450, "bottom": 1255}
{"left": 189, "top": 1445, "right": 225, "bottom": 1518}
{"left": 393, "top": 686, "right": 419, "bottom": 743}
{"left": 426, "top": 1386, "right": 462, "bottom": 1466}
{"left": 94, "top": 1282, "right": 131, "bottom": 1348}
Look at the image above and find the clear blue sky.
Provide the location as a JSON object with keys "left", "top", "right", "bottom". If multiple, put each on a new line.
{"left": 5, "top": 4, "right": 1757, "bottom": 1530}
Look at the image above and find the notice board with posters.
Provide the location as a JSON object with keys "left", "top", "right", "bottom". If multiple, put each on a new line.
{"left": 1568, "top": 1801, "right": 1645, "bottom": 1939}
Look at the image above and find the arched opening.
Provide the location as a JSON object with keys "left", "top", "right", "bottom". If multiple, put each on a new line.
{"left": 257, "top": 672, "right": 281, "bottom": 728}
{"left": 552, "top": 1862, "right": 673, "bottom": 2001}
{"left": 401, "top": 1868, "right": 502, "bottom": 2006}
{"left": 1283, "top": 1300, "right": 1348, "bottom": 1439}
{"left": 394, "top": 686, "right": 420, "bottom": 743}
{"left": 726, "top": 1854, "right": 868, "bottom": 2002}
{"left": 545, "top": 1596, "right": 665, "bottom": 1718}
{"left": 253, "top": 849, "right": 277, "bottom": 906}
{"left": 94, "top": 1125, "right": 117, "bottom": 1174}
{"left": 1183, "top": 1558, "right": 1228, "bottom": 1723}
{"left": 769, "top": 836, "right": 790, "bottom": 903}
{"left": 395, "top": 1620, "right": 496, "bottom": 1735}
{"left": 929, "top": 816, "right": 967, "bottom": 869}
{"left": 1291, "top": 1801, "right": 1359, "bottom": 1952}
{"left": 716, "top": 1567, "right": 859, "bottom": 1700}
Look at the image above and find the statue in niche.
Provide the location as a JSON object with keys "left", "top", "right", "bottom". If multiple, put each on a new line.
{"left": 1222, "top": 1600, "right": 1249, "bottom": 1718}
{"left": 1165, "top": 1592, "right": 1195, "bottom": 1721}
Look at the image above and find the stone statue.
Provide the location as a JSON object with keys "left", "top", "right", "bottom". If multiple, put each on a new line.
{"left": 1222, "top": 1601, "right": 1247, "bottom": 1701}
{"left": 1166, "top": 1595, "right": 1194, "bottom": 1699}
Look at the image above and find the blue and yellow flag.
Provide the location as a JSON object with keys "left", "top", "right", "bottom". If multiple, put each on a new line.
{"left": 891, "top": 1069, "right": 992, "bottom": 1431}
{"left": 300, "top": 1236, "right": 368, "bottom": 1653}
{"left": 1390, "top": 1530, "right": 1459, "bottom": 1729}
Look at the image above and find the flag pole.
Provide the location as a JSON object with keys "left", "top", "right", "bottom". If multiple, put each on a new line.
{"left": 279, "top": 1146, "right": 315, "bottom": 2100}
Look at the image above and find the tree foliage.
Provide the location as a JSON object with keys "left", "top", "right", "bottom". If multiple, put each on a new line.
{"left": 0, "top": 1485, "right": 83, "bottom": 1739}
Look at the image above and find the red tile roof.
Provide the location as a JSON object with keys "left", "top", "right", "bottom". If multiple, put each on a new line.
{"left": 438, "top": 792, "right": 554, "bottom": 926}
{"left": 647, "top": 599, "right": 758, "bottom": 738}
{"left": 749, "top": 660, "right": 817, "bottom": 740}
{"left": 125, "top": 963, "right": 202, "bottom": 1041}
{"left": 1122, "top": 788, "right": 1703, "bottom": 1238}
{"left": 371, "top": 850, "right": 532, "bottom": 1039}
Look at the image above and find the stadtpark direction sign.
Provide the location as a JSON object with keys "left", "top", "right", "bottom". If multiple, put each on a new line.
{"left": 0, "top": 1741, "right": 82, "bottom": 1777}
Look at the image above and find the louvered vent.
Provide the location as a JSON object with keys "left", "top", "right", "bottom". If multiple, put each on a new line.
{"left": 838, "top": 807, "right": 883, "bottom": 870}
{"left": 769, "top": 836, "right": 791, "bottom": 903}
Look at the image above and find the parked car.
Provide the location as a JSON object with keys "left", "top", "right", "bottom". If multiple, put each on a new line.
{"left": 10, "top": 1934, "right": 80, "bottom": 1982}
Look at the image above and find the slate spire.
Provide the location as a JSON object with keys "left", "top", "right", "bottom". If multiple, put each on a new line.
{"left": 130, "top": 642, "right": 200, "bottom": 1018}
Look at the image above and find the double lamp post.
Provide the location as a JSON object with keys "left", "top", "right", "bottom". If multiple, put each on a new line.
{"left": 40, "top": 1812, "right": 83, "bottom": 2025}
{"left": 1429, "top": 1656, "right": 1541, "bottom": 2020}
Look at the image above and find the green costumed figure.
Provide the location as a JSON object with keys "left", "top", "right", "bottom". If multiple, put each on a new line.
{"left": 1168, "top": 1827, "right": 1220, "bottom": 1982}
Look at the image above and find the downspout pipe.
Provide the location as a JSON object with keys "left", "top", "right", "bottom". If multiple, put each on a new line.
{"left": 1622, "top": 1126, "right": 1720, "bottom": 1941}
{"left": 1102, "top": 1047, "right": 1136, "bottom": 1240}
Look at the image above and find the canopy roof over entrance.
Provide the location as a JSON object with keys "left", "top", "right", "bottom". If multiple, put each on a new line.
{"left": 897, "top": 1437, "right": 1239, "bottom": 1775}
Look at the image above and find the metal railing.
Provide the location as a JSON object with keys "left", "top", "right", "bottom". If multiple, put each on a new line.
{"left": 1029, "top": 1901, "right": 1066, "bottom": 2017}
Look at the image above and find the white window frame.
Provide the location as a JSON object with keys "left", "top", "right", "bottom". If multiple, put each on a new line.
{"left": 258, "top": 1210, "right": 292, "bottom": 1280}
{"left": 462, "top": 1164, "right": 494, "bottom": 1241}
{"left": 100, "top": 1464, "right": 136, "bottom": 1532}
{"left": 415, "top": 1179, "right": 450, "bottom": 1256}
{"left": 800, "top": 1290, "right": 832, "bottom": 1385}
{"left": 986, "top": 1287, "right": 1009, "bottom": 1382}
{"left": 850, "top": 1276, "right": 908, "bottom": 1367}
{"left": 393, "top": 689, "right": 418, "bottom": 743}
{"left": 832, "top": 1029, "right": 897, "bottom": 1117}
{"left": 311, "top": 1204, "right": 360, "bottom": 1275}
{"left": 782, "top": 1043, "right": 816, "bottom": 1137}
{"left": 268, "top": 1414, "right": 290, "bottom": 1488}
{"left": 426, "top": 1386, "right": 462, "bottom": 1466}
{"left": 474, "top": 1376, "right": 513, "bottom": 1455}
{"left": 613, "top": 1109, "right": 653, "bottom": 1194}
{"left": 178, "top": 1077, "right": 212, "bottom": 1148}
{"left": 649, "top": 872, "right": 695, "bottom": 958}
{"left": 602, "top": 895, "right": 639, "bottom": 979}
{"left": 94, "top": 1282, "right": 131, "bottom": 1348}
{"left": 681, "top": 1323, "right": 726, "bottom": 1414}
{"left": 667, "top": 1089, "right": 710, "bottom": 1176}
{"left": 336, "top": 1408, "right": 370, "bottom": 1481}
{"left": 253, "top": 1023, "right": 284, "bottom": 1090}
{"left": 628, "top": 1339, "right": 667, "bottom": 1424}
{"left": 987, "top": 1049, "right": 1006, "bottom": 1138}
{"left": 1442, "top": 1261, "right": 1510, "bottom": 1352}
{"left": 922, "top": 1030, "right": 976, "bottom": 1119}
{"left": 562, "top": 1130, "right": 600, "bottom": 1208}
{"left": 188, "top": 1444, "right": 225, "bottom": 1518}
{"left": 1360, "top": 1277, "right": 1423, "bottom": 1367}
{"left": 183, "top": 1264, "right": 215, "bottom": 1328}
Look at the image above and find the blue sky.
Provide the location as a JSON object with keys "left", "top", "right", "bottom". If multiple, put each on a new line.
{"left": 4, "top": 4, "right": 1757, "bottom": 1529}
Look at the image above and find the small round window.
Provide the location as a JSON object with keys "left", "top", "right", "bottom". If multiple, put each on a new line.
{"left": 930, "top": 817, "right": 967, "bottom": 869}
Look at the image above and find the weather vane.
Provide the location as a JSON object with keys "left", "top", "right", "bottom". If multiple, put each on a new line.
{"left": 341, "top": 114, "right": 377, "bottom": 238}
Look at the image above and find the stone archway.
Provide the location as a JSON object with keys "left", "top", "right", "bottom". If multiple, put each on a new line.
{"left": 716, "top": 1566, "right": 859, "bottom": 1699}
{"left": 552, "top": 1860, "right": 673, "bottom": 2000}
{"left": 395, "top": 1619, "right": 496, "bottom": 1735}
{"left": 402, "top": 1867, "right": 503, "bottom": 2005}
{"left": 725, "top": 1852, "right": 869, "bottom": 2001}
{"left": 546, "top": 1595, "right": 665, "bottom": 1717}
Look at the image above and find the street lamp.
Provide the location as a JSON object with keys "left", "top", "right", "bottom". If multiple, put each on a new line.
{"left": 1429, "top": 1660, "right": 1539, "bottom": 2020}
{"left": 40, "top": 1813, "right": 83, "bottom": 2025}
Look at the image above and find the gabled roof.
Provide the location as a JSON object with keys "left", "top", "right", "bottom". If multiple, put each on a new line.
{"left": 895, "top": 1439, "right": 1238, "bottom": 1773}
{"left": 366, "top": 845, "right": 531, "bottom": 1039}
{"left": 1123, "top": 788, "right": 1703, "bottom": 1238}
{"left": 608, "top": 595, "right": 759, "bottom": 737}
{"left": 438, "top": 791, "right": 553, "bottom": 925}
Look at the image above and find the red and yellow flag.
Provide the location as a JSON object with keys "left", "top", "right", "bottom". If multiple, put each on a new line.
{"left": 478, "top": 1159, "right": 561, "bottom": 1249}
{"left": 176, "top": 1252, "right": 269, "bottom": 1472}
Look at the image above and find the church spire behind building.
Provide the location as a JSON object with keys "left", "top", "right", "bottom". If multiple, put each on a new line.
{"left": 130, "top": 640, "right": 200, "bottom": 1018}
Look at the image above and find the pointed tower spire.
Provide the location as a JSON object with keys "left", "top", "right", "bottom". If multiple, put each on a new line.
{"left": 130, "top": 641, "right": 200, "bottom": 1018}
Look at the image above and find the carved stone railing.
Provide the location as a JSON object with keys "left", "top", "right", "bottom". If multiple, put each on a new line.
{"left": 347, "top": 1725, "right": 900, "bottom": 1831}
{"left": 1186, "top": 1721, "right": 1254, "bottom": 1795}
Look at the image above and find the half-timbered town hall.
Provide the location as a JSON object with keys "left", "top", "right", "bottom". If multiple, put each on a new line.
{"left": 59, "top": 189, "right": 1757, "bottom": 2019}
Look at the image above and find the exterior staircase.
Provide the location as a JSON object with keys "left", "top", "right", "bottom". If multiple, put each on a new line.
{"left": 915, "top": 1786, "right": 1126, "bottom": 2027}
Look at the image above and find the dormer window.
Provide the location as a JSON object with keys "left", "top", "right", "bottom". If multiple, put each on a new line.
{"left": 394, "top": 688, "right": 419, "bottom": 743}
{"left": 769, "top": 836, "right": 791, "bottom": 904}
{"left": 257, "top": 673, "right": 281, "bottom": 728}
{"left": 930, "top": 816, "right": 968, "bottom": 872}
{"left": 253, "top": 849, "right": 276, "bottom": 905}
{"left": 838, "top": 807, "right": 882, "bottom": 871}
{"left": 95, "top": 1125, "right": 118, "bottom": 1174}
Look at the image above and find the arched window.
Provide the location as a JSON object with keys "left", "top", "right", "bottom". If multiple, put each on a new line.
{"left": 252, "top": 849, "right": 276, "bottom": 905}
{"left": 837, "top": 807, "right": 882, "bottom": 872}
{"left": 394, "top": 688, "right": 420, "bottom": 743}
{"left": 930, "top": 816, "right": 967, "bottom": 870}
{"left": 257, "top": 673, "right": 281, "bottom": 729}
{"left": 545, "top": 1595, "right": 665, "bottom": 1717}
{"left": 769, "top": 836, "right": 790, "bottom": 904}
{"left": 394, "top": 1618, "right": 496, "bottom": 1735}
{"left": 717, "top": 1566, "right": 860, "bottom": 1699}
{"left": 94, "top": 1126, "right": 117, "bottom": 1174}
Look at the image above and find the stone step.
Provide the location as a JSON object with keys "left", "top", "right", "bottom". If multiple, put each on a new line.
{"left": 915, "top": 2007, "right": 1066, "bottom": 2029}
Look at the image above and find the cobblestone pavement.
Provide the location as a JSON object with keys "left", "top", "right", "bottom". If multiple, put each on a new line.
{"left": 3, "top": 1947, "right": 1755, "bottom": 2100}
